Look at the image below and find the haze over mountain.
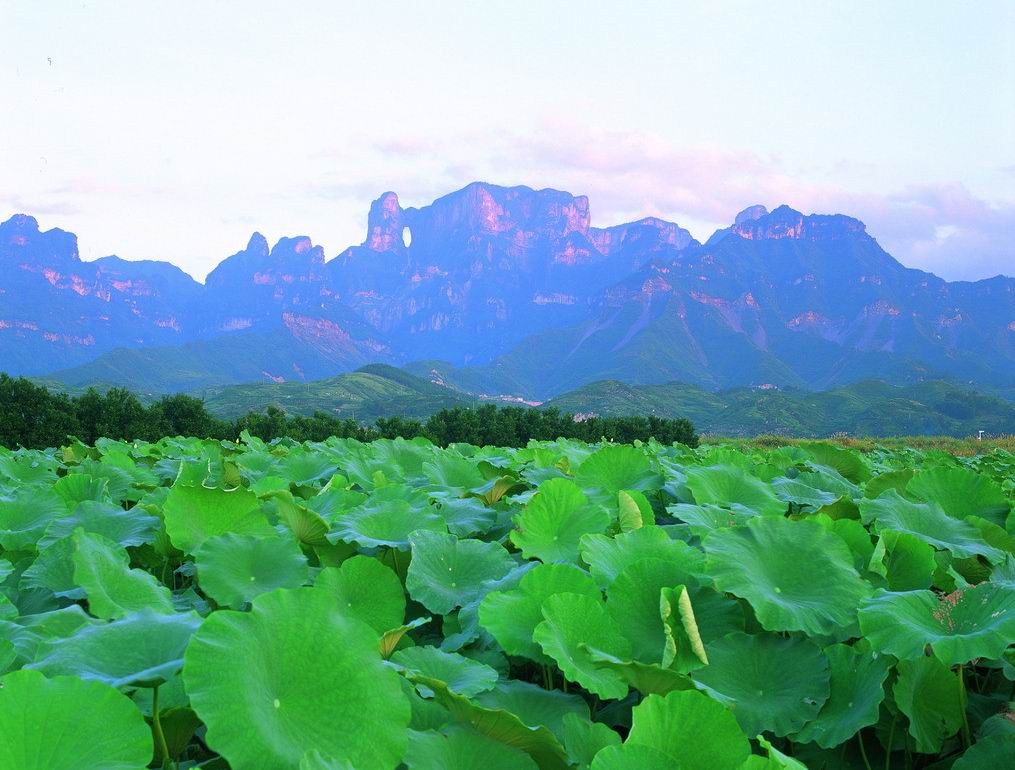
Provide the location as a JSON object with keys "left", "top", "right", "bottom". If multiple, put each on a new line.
{"left": 3, "top": 182, "right": 1013, "bottom": 400}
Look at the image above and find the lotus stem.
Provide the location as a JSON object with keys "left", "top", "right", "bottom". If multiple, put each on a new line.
{"left": 152, "top": 684, "right": 173, "bottom": 770}
{"left": 958, "top": 664, "right": 971, "bottom": 749}
{"left": 857, "top": 730, "right": 872, "bottom": 770}
{"left": 884, "top": 713, "right": 897, "bottom": 770}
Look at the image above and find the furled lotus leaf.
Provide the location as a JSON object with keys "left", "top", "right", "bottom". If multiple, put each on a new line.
{"left": 704, "top": 516, "right": 869, "bottom": 635}
{"left": 163, "top": 484, "right": 273, "bottom": 553}
{"left": 892, "top": 655, "right": 963, "bottom": 754}
{"left": 26, "top": 608, "right": 202, "bottom": 688}
{"left": 270, "top": 492, "right": 331, "bottom": 546}
{"left": 686, "top": 464, "right": 786, "bottom": 516}
{"left": 907, "top": 466, "right": 1010, "bottom": 527}
{"left": 72, "top": 529, "right": 174, "bottom": 619}
{"left": 474, "top": 680, "right": 589, "bottom": 743}
{"left": 479, "top": 563, "right": 600, "bottom": 663}
{"left": 590, "top": 744, "right": 674, "bottom": 770}
{"left": 562, "top": 712, "right": 621, "bottom": 768}
{"left": 626, "top": 689, "right": 751, "bottom": 770}
{"left": 534, "top": 593, "right": 632, "bottom": 700}
{"left": 0, "top": 669, "right": 153, "bottom": 770}
{"left": 405, "top": 673, "right": 571, "bottom": 770}
{"left": 792, "top": 643, "right": 891, "bottom": 748}
{"left": 617, "top": 489, "right": 654, "bottom": 532}
{"left": 379, "top": 617, "right": 429, "bottom": 659}
{"left": 859, "top": 491, "right": 1002, "bottom": 562}
{"left": 579, "top": 526, "right": 705, "bottom": 588}
{"left": 315, "top": 555, "right": 405, "bottom": 635}
{"left": 195, "top": 532, "right": 308, "bottom": 609}
{"left": 404, "top": 726, "right": 539, "bottom": 769}
{"left": 183, "top": 588, "right": 410, "bottom": 770}
{"left": 40, "top": 501, "right": 159, "bottom": 549}
{"left": 692, "top": 632, "right": 830, "bottom": 737}
{"left": 585, "top": 648, "right": 699, "bottom": 697}
{"left": 660, "top": 584, "right": 707, "bottom": 671}
{"left": 406, "top": 531, "right": 515, "bottom": 616}
{"left": 392, "top": 646, "right": 498, "bottom": 697}
{"left": 511, "top": 478, "right": 610, "bottom": 564}
{"left": 858, "top": 582, "right": 1015, "bottom": 663}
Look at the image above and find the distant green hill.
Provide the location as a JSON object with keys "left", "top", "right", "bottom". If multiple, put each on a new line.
{"left": 201, "top": 364, "right": 476, "bottom": 421}
{"left": 545, "top": 378, "right": 1015, "bottom": 438}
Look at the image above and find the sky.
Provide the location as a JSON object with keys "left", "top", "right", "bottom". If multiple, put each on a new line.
{"left": 1, "top": 0, "right": 1013, "bottom": 282}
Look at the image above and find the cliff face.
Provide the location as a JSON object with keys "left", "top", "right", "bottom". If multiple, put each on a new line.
{"left": 3, "top": 183, "right": 1013, "bottom": 396}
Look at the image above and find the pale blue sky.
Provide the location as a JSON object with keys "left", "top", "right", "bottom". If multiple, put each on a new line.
{"left": 1, "top": 0, "right": 1012, "bottom": 280}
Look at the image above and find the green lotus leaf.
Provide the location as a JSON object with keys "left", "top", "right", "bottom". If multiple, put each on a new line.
{"left": 20, "top": 536, "right": 84, "bottom": 599}
{"left": 474, "top": 680, "right": 589, "bottom": 743}
{"left": 626, "top": 689, "right": 751, "bottom": 770}
{"left": 328, "top": 497, "right": 446, "bottom": 550}
{"left": 0, "top": 487, "right": 66, "bottom": 550}
{"left": 606, "top": 558, "right": 702, "bottom": 664}
{"left": 511, "top": 478, "right": 610, "bottom": 564}
{"left": 195, "top": 532, "right": 309, "bottom": 609}
{"left": 617, "top": 489, "right": 654, "bottom": 532}
{"left": 163, "top": 484, "right": 273, "bottom": 553}
{"left": 300, "top": 750, "right": 357, "bottom": 770}
{"left": 40, "top": 501, "right": 159, "bottom": 549}
{"left": 792, "top": 643, "right": 891, "bottom": 748}
{"left": 315, "top": 555, "right": 406, "bottom": 634}
{"left": 892, "top": 655, "right": 963, "bottom": 754}
{"left": 580, "top": 526, "right": 705, "bottom": 588}
{"left": 380, "top": 616, "right": 430, "bottom": 659}
{"left": 859, "top": 490, "right": 1002, "bottom": 562}
{"left": 479, "top": 563, "right": 600, "bottom": 662}
{"left": 660, "top": 584, "right": 708, "bottom": 671}
{"left": 589, "top": 744, "right": 675, "bottom": 770}
{"left": 907, "top": 466, "right": 1010, "bottom": 527}
{"left": 183, "top": 587, "right": 410, "bottom": 770}
{"left": 867, "top": 529, "right": 936, "bottom": 591}
{"left": 26, "top": 608, "right": 202, "bottom": 688}
{"left": 404, "top": 726, "right": 539, "bottom": 770}
{"left": 270, "top": 492, "right": 331, "bottom": 546}
{"left": 563, "top": 712, "right": 621, "bottom": 769}
{"left": 533, "top": 592, "right": 631, "bottom": 699}
{"left": 704, "top": 516, "right": 869, "bottom": 635}
{"left": 692, "top": 632, "right": 829, "bottom": 737}
{"left": 404, "top": 673, "right": 570, "bottom": 770}
{"left": 0, "top": 558, "right": 12, "bottom": 582}
{"left": 858, "top": 582, "right": 1015, "bottom": 663}
{"left": 952, "top": 734, "right": 1015, "bottom": 768}
{"left": 799, "top": 442, "right": 871, "bottom": 484}
{"left": 424, "top": 454, "right": 486, "bottom": 499}
{"left": 406, "top": 531, "right": 515, "bottom": 615}
{"left": 864, "top": 468, "right": 915, "bottom": 499}
{"left": 72, "top": 529, "right": 174, "bottom": 619}
{"left": 437, "top": 497, "right": 498, "bottom": 538}
{"left": 392, "top": 646, "right": 498, "bottom": 697}
{"left": 686, "top": 464, "right": 786, "bottom": 516}
{"left": 0, "top": 669, "right": 153, "bottom": 770}
{"left": 753, "top": 735, "right": 810, "bottom": 769}
{"left": 441, "top": 562, "right": 537, "bottom": 652}
{"left": 666, "top": 502, "right": 759, "bottom": 537}
{"left": 585, "top": 648, "right": 699, "bottom": 697}
{"left": 771, "top": 477, "right": 843, "bottom": 509}
{"left": 573, "top": 445, "right": 662, "bottom": 503}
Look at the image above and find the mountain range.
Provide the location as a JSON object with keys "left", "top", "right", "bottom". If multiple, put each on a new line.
{"left": 3, "top": 182, "right": 1013, "bottom": 403}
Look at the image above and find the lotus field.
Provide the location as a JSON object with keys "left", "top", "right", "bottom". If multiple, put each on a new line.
{"left": 1, "top": 435, "right": 1015, "bottom": 769}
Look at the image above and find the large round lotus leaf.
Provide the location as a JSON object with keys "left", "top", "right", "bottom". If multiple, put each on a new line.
{"left": 771, "top": 477, "right": 843, "bottom": 509}
{"left": 20, "top": 537, "right": 84, "bottom": 599}
{"left": 474, "top": 680, "right": 589, "bottom": 743}
{"left": 404, "top": 727, "right": 539, "bottom": 770}
{"left": 579, "top": 526, "right": 705, "bottom": 588}
{"left": 299, "top": 751, "right": 356, "bottom": 769}
{"left": 533, "top": 593, "right": 631, "bottom": 700}
{"left": 436, "top": 497, "right": 498, "bottom": 538}
{"left": 163, "top": 484, "right": 273, "bottom": 553}
{"left": 195, "top": 532, "right": 309, "bottom": 609}
{"left": 315, "top": 555, "right": 405, "bottom": 634}
{"left": 183, "top": 588, "right": 410, "bottom": 769}
{"left": 0, "top": 669, "right": 153, "bottom": 770}
{"left": 590, "top": 744, "right": 674, "bottom": 770}
{"left": 53, "top": 473, "right": 110, "bottom": 507}
{"left": 406, "top": 531, "right": 515, "bottom": 615}
{"left": 799, "top": 442, "right": 871, "bottom": 484}
{"left": 892, "top": 655, "right": 963, "bottom": 754}
{"left": 868, "top": 530, "right": 936, "bottom": 591}
{"left": 573, "top": 445, "right": 662, "bottom": 502}
{"left": 686, "top": 465, "right": 786, "bottom": 516}
{"left": 26, "top": 608, "right": 200, "bottom": 688}
{"left": 0, "top": 488, "right": 66, "bottom": 550}
{"left": 479, "top": 563, "right": 600, "bottom": 662}
{"left": 393, "top": 646, "right": 498, "bottom": 697}
{"left": 626, "top": 689, "right": 750, "bottom": 770}
{"left": 270, "top": 492, "right": 331, "bottom": 546}
{"left": 704, "top": 516, "right": 869, "bottom": 635}
{"left": 952, "top": 735, "right": 1015, "bottom": 769}
{"left": 692, "top": 632, "right": 829, "bottom": 737}
{"left": 563, "top": 712, "right": 621, "bottom": 768}
{"left": 40, "top": 501, "right": 159, "bottom": 549}
{"left": 859, "top": 491, "right": 1002, "bottom": 562}
{"left": 328, "top": 498, "right": 446, "bottom": 550}
{"left": 792, "top": 643, "right": 890, "bottom": 748}
{"left": 907, "top": 466, "right": 1010, "bottom": 527}
{"left": 511, "top": 478, "right": 610, "bottom": 564}
{"left": 72, "top": 529, "right": 174, "bottom": 619}
{"left": 858, "top": 583, "right": 1015, "bottom": 663}
{"left": 666, "top": 502, "right": 760, "bottom": 538}
{"left": 606, "top": 558, "right": 702, "bottom": 664}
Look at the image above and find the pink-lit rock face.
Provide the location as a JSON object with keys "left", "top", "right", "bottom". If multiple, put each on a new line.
{"left": 261, "top": 371, "right": 286, "bottom": 383}
{"left": 1009, "top": 321, "right": 1015, "bottom": 331}
{"left": 732, "top": 205, "right": 867, "bottom": 242}
{"left": 867, "top": 300, "right": 902, "bottom": 318}
{"left": 221, "top": 318, "right": 253, "bottom": 331}
{"left": 533, "top": 292, "right": 577, "bottom": 305}
{"left": 788, "top": 311, "right": 832, "bottom": 328}
{"left": 365, "top": 192, "right": 405, "bottom": 252}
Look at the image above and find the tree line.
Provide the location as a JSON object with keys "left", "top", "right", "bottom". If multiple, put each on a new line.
{"left": 0, "top": 374, "right": 698, "bottom": 450}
